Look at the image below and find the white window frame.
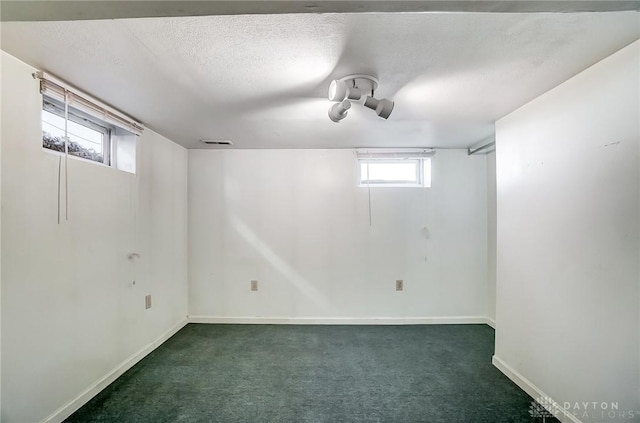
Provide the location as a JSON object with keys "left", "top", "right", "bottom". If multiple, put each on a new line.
{"left": 42, "top": 96, "right": 113, "bottom": 166}
{"left": 35, "top": 71, "right": 142, "bottom": 173}
{"left": 356, "top": 149, "right": 434, "bottom": 188}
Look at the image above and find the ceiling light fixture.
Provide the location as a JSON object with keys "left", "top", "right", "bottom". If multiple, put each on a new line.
{"left": 328, "top": 79, "right": 362, "bottom": 102}
{"left": 363, "top": 96, "right": 394, "bottom": 119}
{"left": 328, "top": 99, "right": 351, "bottom": 123}
{"left": 327, "top": 74, "right": 394, "bottom": 122}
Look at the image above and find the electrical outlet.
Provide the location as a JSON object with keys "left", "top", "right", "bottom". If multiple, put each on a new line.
{"left": 145, "top": 294, "right": 152, "bottom": 309}
{"left": 396, "top": 280, "right": 404, "bottom": 291}
{"left": 251, "top": 280, "right": 258, "bottom": 291}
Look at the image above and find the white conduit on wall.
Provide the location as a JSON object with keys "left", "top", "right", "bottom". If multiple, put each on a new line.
{"left": 467, "top": 137, "right": 495, "bottom": 155}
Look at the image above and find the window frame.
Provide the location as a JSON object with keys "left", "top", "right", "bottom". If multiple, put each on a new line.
{"left": 358, "top": 157, "right": 431, "bottom": 188}
{"left": 42, "top": 97, "right": 113, "bottom": 166}
{"left": 36, "top": 71, "right": 142, "bottom": 174}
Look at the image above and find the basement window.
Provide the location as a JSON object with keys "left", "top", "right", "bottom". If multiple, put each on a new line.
{"left": 37, "top": 72, "right": 142, "bottom": 173}
{"left": 42, "top": 97, "right": 111, "bottom": 165}
{"left": 357, "top": 149, "right": 433, "bottom": 187}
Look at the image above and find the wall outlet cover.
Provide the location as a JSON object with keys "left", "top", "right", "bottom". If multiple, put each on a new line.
{"left": 251, "top": 280, "right": 258, "bottom": 291}
{"left": 396, "top": 280, "right": 404, "bottom": 291}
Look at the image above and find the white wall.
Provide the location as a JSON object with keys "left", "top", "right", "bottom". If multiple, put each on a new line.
{"left": 495, "top": 40, "right": 639, "bottom": 421}
{"left": 0, "top": 47, "right": 3, "bottom": 423}
{"left": 188, "top": 149, "right": 488, "bottom": 321}
{"left": 1, "top": 51, "right": 189, "bottom": 423}
{"left": 486, "top": 151, "right": 496, "bottom": 325}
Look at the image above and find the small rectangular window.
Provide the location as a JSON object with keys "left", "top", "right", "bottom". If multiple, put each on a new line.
{"left": 42, "top": 97, "right": 111, "bottom": 165}
{"left": 360, "top": 160, "right": 421, "bottom": 185}
{"left": 357, "top": 149, "right": 433, "bottom": 188}
{"left": 36, "top": 71, "right": 142, "bottom": 173}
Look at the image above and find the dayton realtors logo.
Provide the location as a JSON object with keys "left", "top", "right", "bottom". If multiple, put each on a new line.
{"left": 563, "top": 401, "right": 636, "bottom": 420}
{"left": 530, "top": 397, "right": 637, "bottom": 421}
{"left": 529, "top": 396, "right": 560, "bottom": 422}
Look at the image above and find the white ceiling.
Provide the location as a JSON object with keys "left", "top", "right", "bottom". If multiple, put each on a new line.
{"left": 1, "top": 12, "right": 638, "bottom": 149}
{"left": 2, "top": 1, "right": 639, "bottom": 21}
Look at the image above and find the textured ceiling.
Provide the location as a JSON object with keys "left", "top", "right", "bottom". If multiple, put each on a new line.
{"left": 1, "top": 12, "right": 638, "bottom": 149}
{"left": 3, "top": 1, "right": 639, "bottom": 21}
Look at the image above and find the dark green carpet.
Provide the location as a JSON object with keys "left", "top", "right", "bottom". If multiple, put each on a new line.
{"left": 65, "top": 324, "right": 557, "bottom": 423}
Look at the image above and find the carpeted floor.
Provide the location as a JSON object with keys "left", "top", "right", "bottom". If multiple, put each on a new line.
{"left": 65, "top": 324, "right": 557, "bottom": 422}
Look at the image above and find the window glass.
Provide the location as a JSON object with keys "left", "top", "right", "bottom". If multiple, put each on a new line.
{"left": 361, "top": 161, "right": 418, "bottom": 183}
{"left": 42, "top": 108, "right": 107, "bottom": 163}
{"left": 359, "top": 159, "right": 430, "bottom": 187}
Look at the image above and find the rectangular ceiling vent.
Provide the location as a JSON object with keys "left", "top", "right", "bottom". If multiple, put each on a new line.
{"left": 201, "top": 139, "right": 233, "bottom": 146}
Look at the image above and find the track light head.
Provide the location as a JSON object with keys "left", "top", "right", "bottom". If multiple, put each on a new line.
{"left": 363, "top": 96, "right": 394, "bottom": 119}
{"left": 328, "top": 100, "right": 351, "bottom": 123}
{"left": 328, "top": 80, "right": 345, "bottom": 101}
{"left": 328, "top": 79, "right": 362, "bottom": 102}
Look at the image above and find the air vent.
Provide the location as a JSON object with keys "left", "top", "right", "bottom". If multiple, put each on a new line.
{"left": 201, "top": 139, "right": 233, "bottom": 146}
